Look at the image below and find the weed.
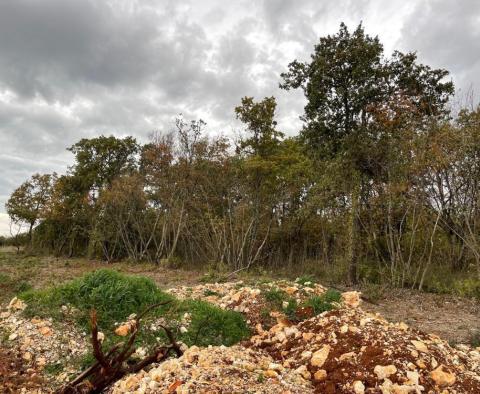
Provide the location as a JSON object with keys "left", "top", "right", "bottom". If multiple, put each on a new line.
{"left": 263, "top": 288, "right": 288, "bottom": 306}
{"left": 203, "top": 289, "right": 221, "bottom": 297}
{"left": 295, "top": 275, "right": 316, "bottom": 287}
{"left": 44, "top": 362, "right": 64, "bottom": 375}
{"left": 469, "top": 331, "right": 480, "bottom": 348}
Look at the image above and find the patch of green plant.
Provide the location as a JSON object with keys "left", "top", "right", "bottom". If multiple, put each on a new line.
{"left": 0, "top": 272, "right": 32, "bottom": 301}
{"left": 20, "top": 269, "right": 173, "bottom": 330}
{"left": 283, "top": 289, "right": 341, "bottom": 322}
{"left": 176, "top": 299, "right": 250, "bottom": 347}
{"left": 469, "top": 331, "right": 480, "bottom": 348}
{"left": 18, "top": 269, "right": 249, "bottom": 352}
{"left": 263, "top": 287, "right": 288, "bottom": 306}
{"left": 304, "top": 289, "right": 342, "bottom": 315}
{"left": 44, "top": 362, "right": 64, "bottom": 375}
{"left": 203, "top": 289, "right": 221, "bottom": 297}
{"left": 295, "top": 274, "right": 316, "bottom": 287}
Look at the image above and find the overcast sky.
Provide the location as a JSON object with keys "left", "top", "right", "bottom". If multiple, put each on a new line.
{"left": 0, "top": 0, "right": 479, "bottom": 235}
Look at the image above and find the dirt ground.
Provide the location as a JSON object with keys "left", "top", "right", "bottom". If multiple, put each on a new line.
{"left": 1, "top": 248, "right": 479, "bottom": 345}
{"left": 361, "top": 288, "right": 480, "bottom": 345}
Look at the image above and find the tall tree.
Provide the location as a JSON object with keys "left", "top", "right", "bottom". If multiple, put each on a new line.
{"left": 280, "top": 23, "right": 454, "bottom": 283}
{"left": 6, "top": 173, "right": 56, "bottom": 243}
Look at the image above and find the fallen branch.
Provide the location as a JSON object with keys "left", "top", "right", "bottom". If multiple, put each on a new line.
{"left": 56, "top": 301, "right": 182, "bottom": 394}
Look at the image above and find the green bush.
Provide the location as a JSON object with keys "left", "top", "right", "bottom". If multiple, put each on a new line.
{"left": 177, "top": 300, "right": 250, "bottom": 347}
{"left": 19, "top": 269, "right": 250, "bottom": 349}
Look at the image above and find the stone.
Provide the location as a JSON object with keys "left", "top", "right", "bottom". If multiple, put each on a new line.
{"left": 302, "top": 332, "right": 315, "bottom": 341}
{"left": 97, "top": 331, "right": 105, "bottom": 342}
{"left": 311, "top": 345, "right": 330, "bottom": 367}
{"left": 115, "top": 323, "right": 132, "bottom": 336}
{"left": 8, "top": 297, "right": 27, "bottom": 311}
{"left": 38, "top": 326, "right": 53, "bottom": 336}
{"left": 295, "top": 365, "right": 311, "bottom": 380}
{"left": 314, "top": 369, "right": 327, "bottom": 381}
{"left": 265, "top": 369, "right": 278, "bottom": 378}
{"left": 411, "top": 340, "right": 428, "bottom": 353}
{"left": 374, "top": 364, "right": 397, "bottom": 380}
{"left": 22, "top": 352, "right": 32, "bottom": 361}
{"left": 352, "top": 380, "right": 365, "bottom": 394}
{"left": 341, "top": 291, "right": 361, "bottom": 307}
{"left": 430, "top": 365, "right": 456, "bottom": 387}
{"left": 406, "top": 370, "right": 419, "bottom": 385}
{"left": 339, "top": 351, "right": 356, "bottom": 361}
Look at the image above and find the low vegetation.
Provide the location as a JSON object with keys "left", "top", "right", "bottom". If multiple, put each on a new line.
{"left": 19, "top": 269, "right": 250, "bottom": 351}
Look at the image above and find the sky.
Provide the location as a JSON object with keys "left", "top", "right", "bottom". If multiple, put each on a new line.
{"left": 0, "top": 0, "right": 479, "bottom": 235}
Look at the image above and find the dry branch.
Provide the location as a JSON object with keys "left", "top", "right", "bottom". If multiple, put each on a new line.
{"left": 56, "top": 301, "right": 182, "bottom": 394}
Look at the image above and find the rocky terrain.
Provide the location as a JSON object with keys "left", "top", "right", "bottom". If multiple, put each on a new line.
{"left": 1, "top": 279, "right": 480, "bottom": 393}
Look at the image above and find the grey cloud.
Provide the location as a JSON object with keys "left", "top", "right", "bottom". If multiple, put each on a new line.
{"left": 399, "top": 0, "right": 480, "bottom": 98}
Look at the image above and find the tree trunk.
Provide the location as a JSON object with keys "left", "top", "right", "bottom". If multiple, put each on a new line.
{"left": 348, "top": 182, "right": 360, "bottom": 285}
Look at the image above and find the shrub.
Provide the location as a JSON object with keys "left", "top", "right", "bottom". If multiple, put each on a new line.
{"left": 19, "top": 269, "right": 249, "bottom": 349}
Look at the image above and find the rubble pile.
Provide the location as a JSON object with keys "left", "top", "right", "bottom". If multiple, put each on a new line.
{"left": 2, "top": 282, "right": 480, "bottom": 393}
{"left": 0, "top": 297, "right": 89, "bottom": 385}
{"left": 109, "top": 345, "right": 314, "bottom": 394}
{"left": 248, "top": 304, "right": 480, "bottom": 393}
{"left": 166, "top": 279, "right": 328, "bottom": 327}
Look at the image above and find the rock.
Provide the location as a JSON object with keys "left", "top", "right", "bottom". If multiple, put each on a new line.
{"left": 295, "top": 365, "right": 311, "bottom": 380}
{"left": 8, "top": 332, "right": 18, "bottom": 341}
{"left": 0, "top": 311, "right": 11, "bottom": 319}
{"left": 22, "top": 352, "right": 32, "bottom": 361}
{"left": 97, "top": 331, "right": 105, "bottom": 342}
{"left": 374, "top": 364, "right": 397, "bottom": 380}
{"left": 341, "top": 291, "right": 361, "bottom": 307}
{"left": 124, "top": 375, "right": 139, "bottom": 389}
{"left": 313, "top": 369, "right": 327, "bottom": 381}
{"left": 411, "top": 340, "right": 428, "bottom": 353}
{"left": 302, "top": 332, "right": 315, "bottom": 341}
{"left": 285, "top": 286, "right": 297, "bottom": 295}
{"left": 8, "top": 297, "right": 27, "bottom": 311}
{"left": 406, "top": 370, "right": 419, "bottom": 385}
{"left": 311, "top": 345, "right": 330, "bottom": 367}
{"left": 115, "top": 322, "right": 132, "bottom": 336}
{"left": 265, "top": 369, "right": 278, "bottom": 378}
{"left": 430, "top": 365, "right": 456, "bottom": 387}
{"left": 38, "top": 326, "right": 53, "bottom": 336}
{"left": 352, "top": 380, "right": 365, "bottom": 394}
{"left": 339, "top": 351, "right": 356, "bottom": 361}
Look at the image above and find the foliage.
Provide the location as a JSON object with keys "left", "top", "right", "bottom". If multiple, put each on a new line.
{"left": 6, "top": 23, "right": 480, "bottom": 295}
{"left": 19, "top": 269, "right": 250, "bottom": 347}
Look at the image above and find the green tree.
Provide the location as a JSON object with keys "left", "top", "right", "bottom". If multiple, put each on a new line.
{"left": 281, "top": 23, "right": 454, "bottom": 283}
{"left": 6, "top": 173, "right": 56, "bottom": 243}
{"left": 67, "top": 135, "right": 139, "bottom": 196}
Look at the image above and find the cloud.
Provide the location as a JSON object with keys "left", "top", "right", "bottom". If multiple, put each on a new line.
{"left": 0, "top": 0, "right": 478, "bottom": 219}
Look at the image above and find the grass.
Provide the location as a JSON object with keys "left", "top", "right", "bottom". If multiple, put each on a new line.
{"left": 262, "top": 284, "right": 341, "bottom": 323}
{"left": 0, "top": 272, "right": 32, "bottom": 303}
{"left": 18, "top": 269, "right": 250, "bottom": 352}
{"left": 469, "top": 331, "right": 480, "bottom": 348}
{"left": 282, "top": 289, "right": 341, "bottom": 322}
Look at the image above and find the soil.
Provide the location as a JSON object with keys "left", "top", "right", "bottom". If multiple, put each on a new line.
{"left": 361, "top": 288, "right": 480, "bottom": 345}
{"left": 0, "top": 347, "right": 45, "bottom": 393}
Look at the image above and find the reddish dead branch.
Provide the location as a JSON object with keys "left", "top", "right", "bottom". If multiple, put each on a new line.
{"left": 56, "top": 302, "right": 182, "bottom": 394}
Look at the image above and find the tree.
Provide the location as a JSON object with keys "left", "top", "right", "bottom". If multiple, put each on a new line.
{"left": 67, "top": 135, "right": 139, "bottom": 197}
{"left": 6, "top": 173, "right": 56, "bottom": 244}
{"left": 281, "top": 23, "right": 454, "bottom": 283}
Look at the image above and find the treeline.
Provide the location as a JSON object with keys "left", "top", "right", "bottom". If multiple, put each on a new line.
{"left": 6, "top": 24, "right": 480, "bottom": 290}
